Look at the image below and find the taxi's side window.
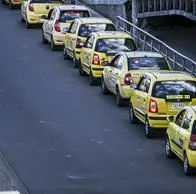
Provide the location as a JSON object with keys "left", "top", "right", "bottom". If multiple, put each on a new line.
{"left": 175, "top": 110, "right": 186, "bottom": 127}
{"left": 68, "top": 22, "right": 78, "bottom": 34}
{"left": 50, "top": 10, "right": 56, "bottom": 20}
{"left": 110, "top": 55, "right": 120, "bottom": 68}
{"left": 47, "top": 9, "right": 54, "bottom": 20}
{"left": 137, "top": 76, "right": 151, "bottom": 93}
{"left": 182, "top": 111, "right": 192, "bottom": 130}
{"left": 85, "top": 36, "right": 94, "bottom": 49}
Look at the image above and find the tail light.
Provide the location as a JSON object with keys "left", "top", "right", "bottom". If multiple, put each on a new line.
{"left": 124, "top": 73, "right": 133, "bottom": 85}
{"left": 92, "top": 53, "right": 100, "bottom": 65}
{"left": 28, "top": 2, "right": 34, "bottom": 12}
{"left": 76, "top": 38, "right": 85, "bottom": 48}
{"left": 189, "top": 135, "right": 196, "bottom": 150}
{"left": 54, "top": 20, "right": 61, "bottom": 32}
{"left": 149, "top": 99, "right": 158, "bottom": 113}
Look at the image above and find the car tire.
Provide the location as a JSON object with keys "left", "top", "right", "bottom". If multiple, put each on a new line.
{"left": 144, "top": 118, "right": 154, "bottom": 138}
{"left": 63, "top": 46, "right": 70, "bottom": 60}
{"left": 165, "top": 136, "right": 175, "bottom": 158}
{"left": 184, "top": 153, "right": 195, "bottom": 176}
{"left": 128, "top": 103, "right": 138, "bottom": 124}
{"left": 9, "top": 1, "right": 14, "bottom": 9}
{"left": 116, "top": 87, "right": 125, "bottom": 107}
{"left": 51, "top": 36, "right": 58, "bottom": 51}
{"left": 73, "top": 54, "right": 80, "bottom": 68}
{"left": 42, "top": 30, "right": 47, "bottom": 44}
{"left": 26, "top": 20, "right": 32, "bottom": 29}
{"left": 78, "top": 63, "right": 86, "bottom": 76}
{"left": 20, "top": 16, "right": 25, "bottom": 23}
{"left": 89, "top": 70, "right": 96, "bottom": 85}
{"left": 101, "top": 77, "right": 110, "bottom": 94}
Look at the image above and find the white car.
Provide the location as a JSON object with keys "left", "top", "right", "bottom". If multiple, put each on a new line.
{"left": 42, "top": 5, "right": 91, "bottom": 50}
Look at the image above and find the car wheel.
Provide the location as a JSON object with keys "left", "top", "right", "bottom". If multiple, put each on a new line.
{"left": 128, "top": 103, "right": 138, "bottom": 124}
{"left": 116, "top": 87, "right": 124, "bottom": 107}
{"left": 89, "top": 70, "right": 96, "bottom": 85}
{"left": 63, "top": 46, "right": 70, "bottom": 60}
{"left": 42, "top": 30, "right": 47, "bottom": 44}
{"left": 20, "top": 16, "right": 25, "bottom": 23}
{"left": 144, "top": 118, "right": 154, "bottom": 138}
{"left": 9, "top": 1, "right": 14, "bottom": 9}
{"left": 26, "top": 20, "right": 31, "bottom": 29}
{"left": 1, "top": 0, "right": 6, "bottom": 4}
{"left": 101, "top": 77, "right": 110, "bottom": 94}
{"left": 165, "top": 136, "right": 175, "bottom": 158}
{"left": 73, "top": 54, "right": 80, "bottom": 68}
{"left": 78, "top": 63, "right": 86, "bottom": 76}
{"left": 51, "top": 36, "right": 57, "bottom": 51}
{"left": 184, "top": 153, "right": 194, "bottom": 176}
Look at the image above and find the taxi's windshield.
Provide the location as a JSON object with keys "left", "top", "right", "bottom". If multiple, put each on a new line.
{"left": 59, "top": 11, "right": 90, "bottom": 22}
{"left": 95, "top": 38, "right": 136, "bottom": 53}
{"left": 78, "top": 24, "right": 115, "bottom": 37}
{"left": 128, "top": 57, "right": 170, "bottom": 70}
{"left": 152, "top": 81, "right": 196, "bottom": 99}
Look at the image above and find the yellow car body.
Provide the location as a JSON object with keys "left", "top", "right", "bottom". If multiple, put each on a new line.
{"left": 129, "top": 71, "right": 196, "bottom": 137}
{"left": 79, "top": 31, "right": 137, "bottom": 85}
{"left": 101, "top": 51, "right": 172, "bottom": 106}
{"left": 21, "top": 0, "right": 64, "bottom": 28}
{"left": 63, "top": 17, "right": 116, "bottom": 67}
{"left": 3, "top": 0, "right": 21, "bottom": 9}
{"left": 42, "top": 5, "right": 91, "bottom": 50}
{"left": 166, "top": 106, "right": 196, "bottom": 175}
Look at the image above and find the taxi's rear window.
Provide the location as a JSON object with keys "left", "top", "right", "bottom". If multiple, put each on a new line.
{"left": 192, "top": 120, "right": 196, "bottom": 134}
{"left": 31, "top": 0, "right": 62, "bottom": 3}
{"left": 128, "top": 57, "right": 170, "bottom": 70}
{"left": 95, "top": 38, "right": 136, "bottom": 53}
{"left": 59, "top": 10, "right": 90, "bottom": 22}
{"left": 152, "top": 81, "right": 196, "bottom": 99}
{"left": 78, "top": 24, "right": 115, "bottom": 37}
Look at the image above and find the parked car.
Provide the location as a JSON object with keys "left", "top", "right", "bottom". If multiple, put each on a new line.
{"left": 165, "top": 106, "right": 196, "bottom": 176}
{"left": 129, "top": 71, "right": 196, "bottom": 137}
{"left": 20, "top": 0, "right": 64, "bottom": 28}
{"left": 101, "top": 51, "right": 171, "bottom": 106}
{"left": 42, "top": 5, "right": 91, "bottom": 50}
{"left": 63, "top": 17, "right": 116, "bottom": 68}
{"left": 80, "top": 31, "right": 137, "bottom": 85}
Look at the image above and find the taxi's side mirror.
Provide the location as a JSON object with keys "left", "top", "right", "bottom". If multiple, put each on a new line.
{"left": 167, "top": 116, "right": 174, "bottom": 122}
{"left": 40, "top": 15, "right": 48, "bottom": 23}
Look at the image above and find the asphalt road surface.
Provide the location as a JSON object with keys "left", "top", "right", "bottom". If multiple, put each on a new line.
{"left": 0, "top": 5, "right": 196, "bottom": 194}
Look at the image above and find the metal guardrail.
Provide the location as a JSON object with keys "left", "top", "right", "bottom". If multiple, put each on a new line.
{"left": 137, "top": 0, "right": 196, "bottom": 21}
{"left": 116, "top": 16, "right": 196, "bottom": 76}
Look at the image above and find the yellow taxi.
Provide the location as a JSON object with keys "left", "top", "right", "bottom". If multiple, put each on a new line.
{"left": 129, "top": 71, "right": 196, "bottom": 138}
{"left": 165, "top": 106, "right": 196, "bottom": 175}
{"left": 20, "top": 0, "right": 64, "bottom": 28}
{"left": 2, "top": 0, "right": 21, "bottom": 9}
{"left": 101, "top": 51, "right": 171, "bottom": 106}
{"left": 79, "top": 31, "right": 137, "bottom": 85}
{"left": 42, "top": 5, "right": 91, "bottom": 50}
{"left": 63, "top": 17, "right": 116, "bottom": 68}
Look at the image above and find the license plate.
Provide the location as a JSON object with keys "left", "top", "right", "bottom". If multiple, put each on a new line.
{"left": 172, "top": 103, "right": 185, "bottom": 110}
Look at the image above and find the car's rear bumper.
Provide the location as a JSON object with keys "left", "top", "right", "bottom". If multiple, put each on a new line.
{"left": 119, "top": 85, "right": 132, "bottom": 99}
{"left": 53, "top": 32, "right": 64, "bottom": 46}
{"left": 91, "top": 67, "right": 104, "bottom": 78}
{"left": 148, "top": 114, "right": 169, "bottom": 129}
{"left": 187, "top": 150, "right": 196, "bottom": 167}
{"left": 27, "top": 13, "right": 46, "bottom": 24}
{"left": 11, "top": 0, "right": 21, "bottom": 5}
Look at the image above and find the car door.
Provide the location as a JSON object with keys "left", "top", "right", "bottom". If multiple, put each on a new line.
{"left": 107, "top": 55, "right": 124, "bottom": 94}
{"left": 133, "top": 76, "right": 151, "bottom": 123}
{"left": 178, "top": 111, "right": 193, "bottom": 158}
{"left": 170, "top": 110, "right": 187, "bottom": 156}
{"left": 64, "top": 21, "right": 78, "bottom": 57}
{"left": 81, "top": 35, "right": 95, "bottom": 74}
{"left": 104, "top": 55, "right": 120, "bottom": 93}
{"left": 43, "top": 9, "right": 54, "bottom": 41}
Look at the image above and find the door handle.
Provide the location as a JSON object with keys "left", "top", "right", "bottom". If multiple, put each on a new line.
{"left": 109, "top": 70, "right": 112, "bottom": 73}
{"left": 116, "top": 73, "right": 118, "bottom": 75}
